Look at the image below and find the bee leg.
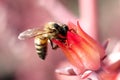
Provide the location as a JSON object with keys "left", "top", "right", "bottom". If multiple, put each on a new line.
{"left": 49, "top": 39, "right": 59, "bottom": 49}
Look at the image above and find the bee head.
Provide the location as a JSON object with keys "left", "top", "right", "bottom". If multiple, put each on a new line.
{"left": 53, "top": 23, "right": 68, "bottom": 36}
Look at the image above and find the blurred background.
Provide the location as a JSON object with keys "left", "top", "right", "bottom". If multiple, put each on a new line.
{"left": 0, "top": 0, "right": 120, "bottom": 80}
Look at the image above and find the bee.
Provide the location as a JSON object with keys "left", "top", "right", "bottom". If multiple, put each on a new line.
{"left": 18, "top": 22, "right": 69, "bottom": 60}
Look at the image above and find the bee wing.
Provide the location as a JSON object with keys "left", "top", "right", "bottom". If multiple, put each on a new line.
{"left": 18, "top": 28, "right": 47, "bottom": 40}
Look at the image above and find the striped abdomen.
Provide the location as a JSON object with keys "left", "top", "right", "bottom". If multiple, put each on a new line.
{"left": 34, "top": 36, "right": 48, "bottom": 60}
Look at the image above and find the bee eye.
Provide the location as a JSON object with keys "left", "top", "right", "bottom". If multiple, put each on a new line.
{"left": 63, "top": 25, "right": 68, "bottom": 31}
{"left": 53, "top": 23, "right": 60, "bottom": 29}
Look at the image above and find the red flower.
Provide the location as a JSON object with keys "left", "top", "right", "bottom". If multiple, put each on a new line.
{"left": 53, "top": 21, "right": 105, "bottom": 74}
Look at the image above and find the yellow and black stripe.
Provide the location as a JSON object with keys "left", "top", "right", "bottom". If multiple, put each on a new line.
{"left": 34, "top": 36, "right": 48, "bottom": 60}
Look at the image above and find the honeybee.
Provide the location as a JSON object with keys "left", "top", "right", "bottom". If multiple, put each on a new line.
{"left": 18, "top": 22, "right": 69, "bottom": 60}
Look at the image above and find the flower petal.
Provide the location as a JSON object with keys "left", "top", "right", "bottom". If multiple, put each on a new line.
{"left": 68, "top": 21, "right": 105, "bottom": 59}
{"left": 67, "top": 32, "right": 101, "bottom": 70}
{"left": 53, "top": 39, "right": 85, "bottom": 73}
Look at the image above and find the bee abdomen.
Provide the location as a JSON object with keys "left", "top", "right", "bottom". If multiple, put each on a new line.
{"left": 34, "top": 36, "right": 48, "bottom": 60}
{"left": 35, "top": 44, "right": 47, "bottom": 60}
